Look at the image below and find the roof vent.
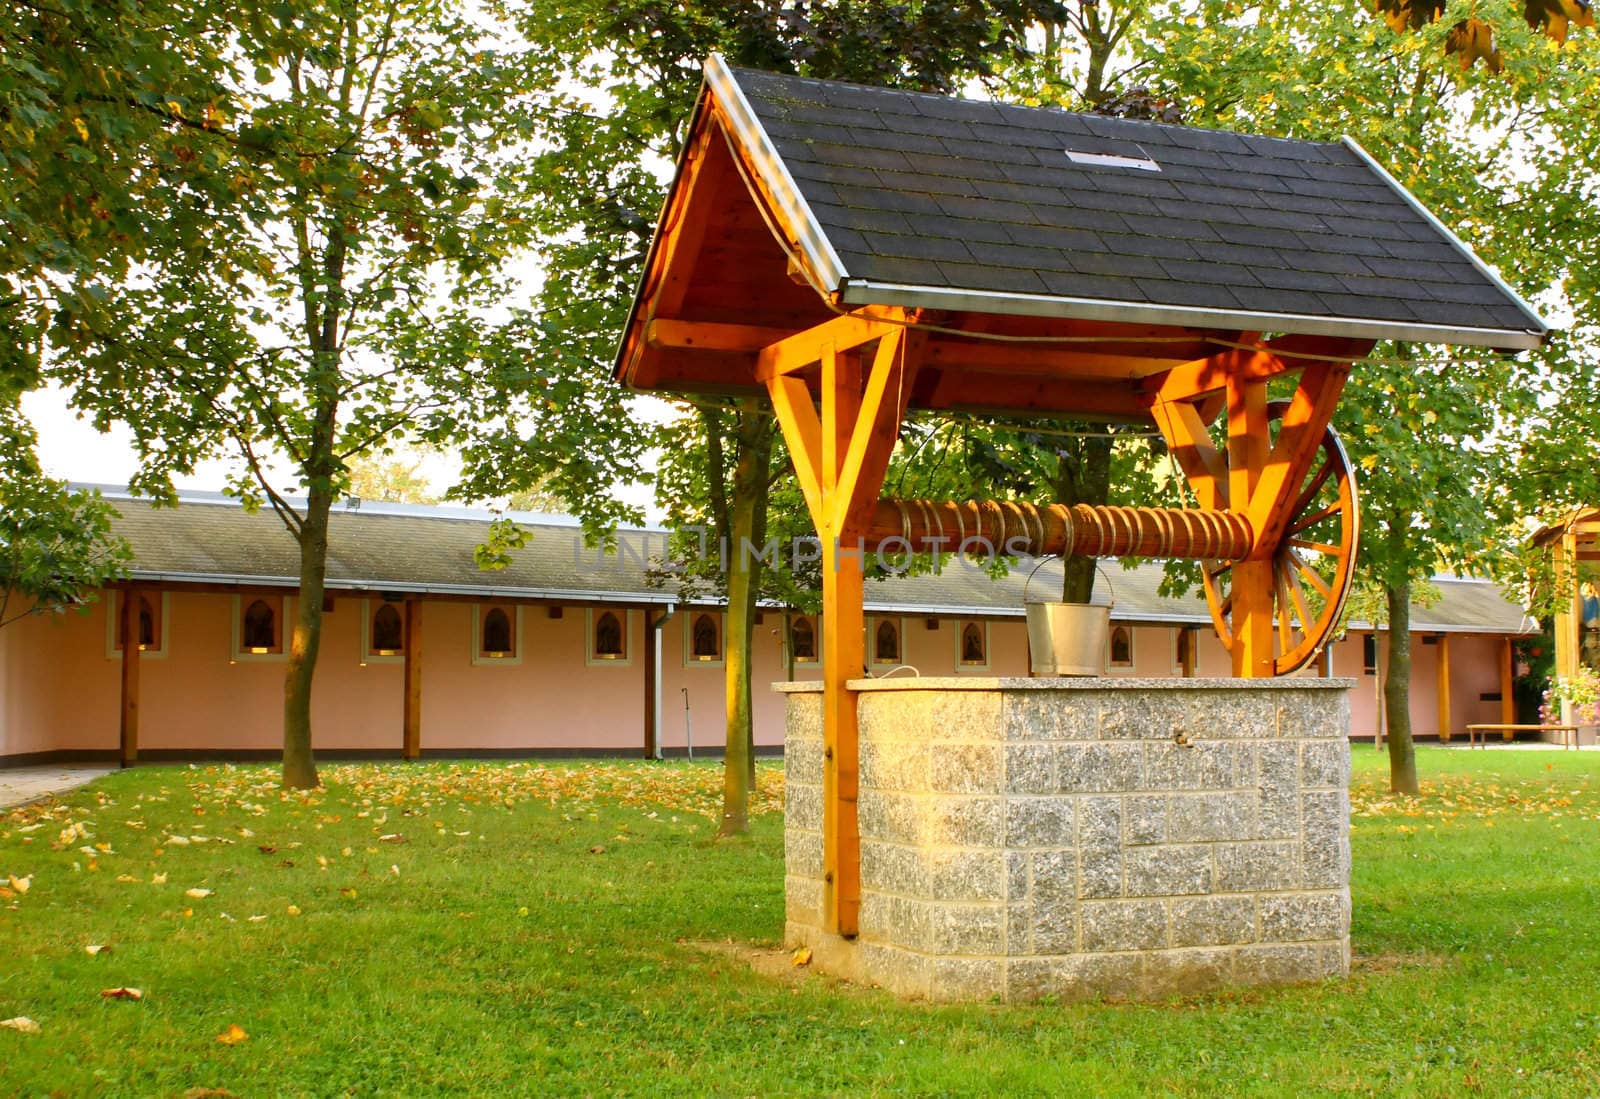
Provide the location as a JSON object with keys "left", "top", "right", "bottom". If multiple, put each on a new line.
{"left": 1065, "top": 148, "right": 1161, "bottom": 172}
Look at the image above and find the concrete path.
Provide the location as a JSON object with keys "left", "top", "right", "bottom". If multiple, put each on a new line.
{"left": 0, "top": 766, "right": 116, "bottom": 810}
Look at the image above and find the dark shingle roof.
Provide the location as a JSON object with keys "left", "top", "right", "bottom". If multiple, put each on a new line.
{"left": 722, "top": 65, "right": 1547, "bottom": 348}
{"left": 98, "top": 492, "right": 1533, "bottom": 634}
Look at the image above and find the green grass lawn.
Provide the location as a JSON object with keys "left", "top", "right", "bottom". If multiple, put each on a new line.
{"left": 2, "top": 747, "right": 1599, "bottom": 1097}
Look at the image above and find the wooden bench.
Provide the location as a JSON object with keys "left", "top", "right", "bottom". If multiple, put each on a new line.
{"left": 1465, "top": 723, "right": 1581, "bottom": 749}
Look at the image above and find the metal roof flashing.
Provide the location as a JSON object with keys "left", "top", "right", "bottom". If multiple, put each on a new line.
{"left": 704, "top": 54, "right": 848, "bottom": 294}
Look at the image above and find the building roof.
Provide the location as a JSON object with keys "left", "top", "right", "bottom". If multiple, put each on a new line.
{"left": 94, "top": 489, "right": 1535, "bottom": 635}
{"left": 718, "top": 61, "right": 1546, "bottom": 349}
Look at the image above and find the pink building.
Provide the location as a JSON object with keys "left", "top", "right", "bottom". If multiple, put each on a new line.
{"left": 0, "top": 491, "right": 1534, "bottom": 767}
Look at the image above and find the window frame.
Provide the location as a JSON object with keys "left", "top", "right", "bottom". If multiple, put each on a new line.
{"left": 471, "top": 603, "right": 523, "bottom": 667}
{"left": 867, "top": 615, "right": 905, "bottom": 670}
{"left": 360, "top": 599, "right": 407, "bottom": 665}
{"left": 1107, "top": 623, "right": 1135, "bottom": 670}
{"left": 105, "top": 590, "right": 170, "bottom": 660}
{"left": 1362, "top": 632, "right": 1378, "bottom": 676}
{"left": 1173, "top": 626, "right": 1197, "bottom": 677}
{"left": 954, "top": 618, "right": 989, "bottom": 672}
{"left": 683, "top": 610, "right": 725, "bottom": 668}
{"left": 230, "top": 594, "right": 290, "bottom": 662}
{"left": 585, "top": 607, "right": 634, "bottom": 667}
{"left": 788, "top": 615, "right": 820, "bottom": 665}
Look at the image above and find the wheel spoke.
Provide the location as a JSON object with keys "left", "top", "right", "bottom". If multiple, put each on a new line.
{"left": 1289, "top": 502, "right": 1340, "bottom": 536}
{"left": 1285, "top": 560, "right": 1315, "bottom": 635}
{"left": 1289, "top": 551, "right": 1333, "bottom": 599}
{"left": 1288, "top": 537, "right": 1342, "bottom": 556}
{"left": 1288, "top": 456, "right": 1334, "bottom": 520}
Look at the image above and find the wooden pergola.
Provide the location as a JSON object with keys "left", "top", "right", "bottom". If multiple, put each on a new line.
{"left": 615, "top": 58, "right": 1549, "bottom": 934}
{"left": 1533, "top": 507, "right": 1600, "bottom": 685}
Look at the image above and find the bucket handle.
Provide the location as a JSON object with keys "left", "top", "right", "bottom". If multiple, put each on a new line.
{"left": 1022, "top": 555, "right": 1116, "bottom": 609}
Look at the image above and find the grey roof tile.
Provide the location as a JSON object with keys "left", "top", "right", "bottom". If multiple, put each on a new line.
{"left": 727, "top": 67, "right": 1544, "bottom": 341}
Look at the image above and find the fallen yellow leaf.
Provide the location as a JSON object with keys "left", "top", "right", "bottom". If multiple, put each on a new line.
{"left": 215, "top": 1023, "right": 249, "bottom": 1046}
{"left": 0, "top": 1016, "right": 41, "bottom": 1033}
{"left": 285, "top": 904, "right": 302, "bottom": 917}
{"left": 792, "top": 946, "right": 813, "bottom": 967}
{"left": 100, "top": 987, "right": 143, "bottom": 1001}
{"left": 8, "top": 874, "right": 31, "bottom": 895}
{"left": 186, "top": 888, "right": 213, "bottom": 899}
{"left": 85, "top": 944, "right": 110, "bottom": 956}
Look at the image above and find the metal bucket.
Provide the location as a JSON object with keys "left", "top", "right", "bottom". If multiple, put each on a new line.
{"left": 1023, "top": 559, "right": 1114, "bottom": 677}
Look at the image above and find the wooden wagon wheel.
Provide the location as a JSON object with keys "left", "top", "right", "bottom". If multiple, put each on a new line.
{"left": 1200, "top": 400, "right": 1359, "bottom": 675}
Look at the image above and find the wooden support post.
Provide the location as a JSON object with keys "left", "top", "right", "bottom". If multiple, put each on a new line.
{"left": 644, "top": 610, "right": 659, "bottom": 759}
{"left": 118, "top": 588, "right": 141, "bottom": 768}
{"left": 762, "top": 311, "right": 919, "bottom": 938}
{"left": 402, "top": 598, "right": 422, "bottom": 760}
{"left": 1436, "top": 634, "right": 1451, "bottom": 742}
{"left": 1500, "top": 636, "right": 1516, "bottom": 727}
{"left": 1227, "top": 376, "right": 1274, "bottom": 678}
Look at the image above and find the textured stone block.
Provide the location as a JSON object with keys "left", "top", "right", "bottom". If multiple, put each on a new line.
{"left": 927, "top": 796, "right": 1004, "bottom": 848}
{"left": 1057, "top": 743, "right": 1143, "bottom": 793}
{"left": 1255, "top": 741, "right": 1302, "bottom": 840}
{"left": 1101, "top": 694, "right": 1190, "bottom": 740}
{"left": 1146, "top": 741, "right": 1251, "bottom": 791}
{"left": 1301, "top": 789, "right": 1351, "bottom": 889}
{"left": 1005, "top": 796, "right": 1075, "bottom": 849}
{"left": 1170, "top": 895, "right": 1256, "bottom": 947}
{"left": 784, "top": 733, "right": 823, "bottom": 781}
{"left": 1003, "top": 692, "right": 1098, "bottom": 740}
{"left": 784, "top": 828, "right": 823, "bottom": 877}
{"left": 931, "top": 849, "right": 1005, "bottom": 902}
{"left": 785, "top": 781, "right": 823, "bottom": 832}
{"left": 915, "top": 690, "right": 1005, "bottom": 742}
{"left": 1190, "top": 691, "right": 1277, "bottom": 739}
{"left": 929, "top": 743, "right": 1003, "bottom": 794}
{"left": 1141, "top": 947, "right": 1232, "bottom": 997}
{"left": 861, "top": 842, "right": 928, "bottom": 897}
{"left": 1167, "top": 792, "right": 1256, "bottom": 843}
{"left": 786, "top": 694, "right": 822, "bottom": 742}
{"left": 1300, "top": 741, "right": 1350, "bottom": 789}
{"left": 1077, "top": 796, "right": 1123, "bottom": 897}
{"left": 860, "top": 738, "right": 929, "bottom": 793}
{"left": 1004, "top": 743, "right": 1055, "bottom": 794}
{"left": 1030, "top": 848, "right": 1078, "bottom": 951}
{"left": 858, "top": 790, "right": 923, "bottom": 845}
{"left": 785, "top": 875, "right": 823, "bottom": 927}
{"left": 1124, "top": 844, "right": 1212, "bottom": 897}
{"left": 931, "top": 957, "right": 1004, "bottom": 1001}
{"left": 1081, "top": 899, "right": 1169, "bottom": 951}
{"left": 1278, "top": 690, "right": 1349, "bottom": 739}
{"left": 930, "top": 903, "right": 1005, "bottom": 954}
{"left": 1123, "top": 794, "right": 1167, "bottom": 846}
{"left": 1232, "top": 942, "right": 1345, "bottom": 986}
{"left": 1214, "top": 841, "right": 1299, "bottom": 892}
{"left": 1259, "top": 891, "right": 1348, "bottom": 943}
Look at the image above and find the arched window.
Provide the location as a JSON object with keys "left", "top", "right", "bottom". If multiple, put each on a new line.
{"left": 691, "top": 614, "right": 721, "bottom": 660}
{"left": 960, "top": 621, "right": 986, "bottom": 665}
{"left": 1175, "top": 627, "right": 1195, "bottom": 677}
{"left": 1109, "top": 625, "right": 1133, "bottom": 668}
{"left": 371, "top": 604, "right": 403, "bottom": 654}
{"left": 136, "top": 596, "right": 156, "bottom": 649}
{"left": 243, "top": 599, "right": 277, "bottom": 652}
{"left": 482, "top": 607, "right": 513, "bottom": 656}
{"left": 874, "top": 619, "right": 900, "bottom": 664}
{"left": 791, "top": 617, "right": 817, "bottom": 662}
{"left": 594, "top": 611, "right": 623, "bottom": 658}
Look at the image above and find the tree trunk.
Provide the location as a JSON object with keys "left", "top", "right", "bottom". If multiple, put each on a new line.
{"left": 283, "top": 483, "right": 331, "bottom": 789}
{"left": 1052, "top": 434, "right": 1113, "bottom": 602}
{"left": 1384, "top": 580, "right": 1419, "bottom": 795}
{"left": 719, "top": 403, "right": 773, "bottom": 836}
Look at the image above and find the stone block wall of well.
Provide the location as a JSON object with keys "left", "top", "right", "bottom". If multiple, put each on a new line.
{"left": 782, "top": 679, "right": 1353, "bottom": 1002}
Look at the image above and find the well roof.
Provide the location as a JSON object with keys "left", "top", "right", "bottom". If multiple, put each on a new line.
{"left": 721, "top": 63, "right": 1546, "bottom": 349}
